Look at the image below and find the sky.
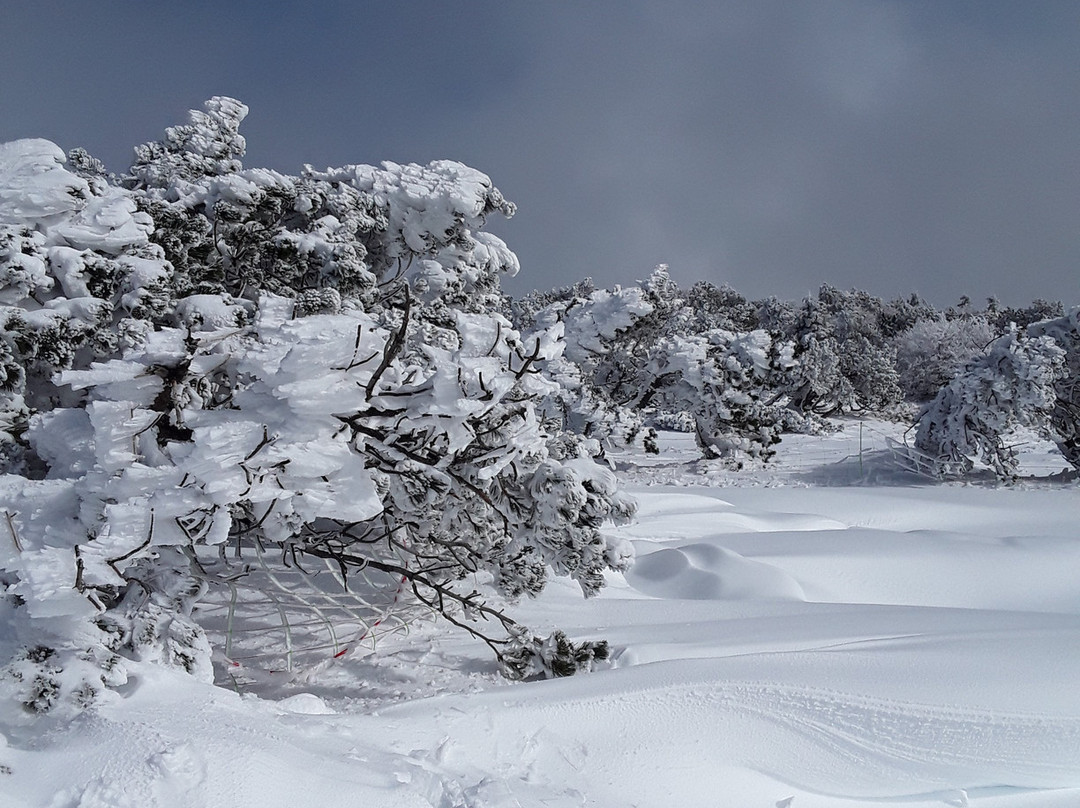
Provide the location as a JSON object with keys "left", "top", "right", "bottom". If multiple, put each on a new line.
{"left": 2, "top": 1, "right": 1078, "bottom": 307}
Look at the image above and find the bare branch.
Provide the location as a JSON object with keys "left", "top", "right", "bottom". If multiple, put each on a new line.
{"left": 366, "top": 286, "right": 412, "bottom": 399}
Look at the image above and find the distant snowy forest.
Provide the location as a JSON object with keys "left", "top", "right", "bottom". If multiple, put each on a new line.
{"left": 1, "top": 98, "right": 1078, "bottom": 716}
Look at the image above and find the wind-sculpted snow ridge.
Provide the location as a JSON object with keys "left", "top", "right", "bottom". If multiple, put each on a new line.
{"left": 374, "top": 656, "right": 1080, "bottom": 802}
{"left": 7, "top": 621, "right": 1078, "bottom": 808}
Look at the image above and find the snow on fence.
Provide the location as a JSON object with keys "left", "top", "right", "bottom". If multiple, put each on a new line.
{"left": 767, "top": 419, "right": 944, "bottom": 482}
{"left": 834, "top": 420, "right": 1069, "bottom": 480}
{"left": 839, "top": 420, "right": 942, "bottom": 480}
{"left": 882, "top": 435, "right": 942, "bottom": 479}
{"left": 191, "top": 541, "right": 428, "bottom": 686}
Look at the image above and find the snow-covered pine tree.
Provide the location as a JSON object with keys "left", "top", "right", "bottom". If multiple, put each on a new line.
{"left": 777, "top": 286, "right": 902, "bottom": 417}
{"left": 684, "top": 281, "right": 760, "bottom": 333}
{"left": 520, "top": 270, "right": 806, "bottom": 461}
{"left": 1027, "top": 307, "right": 1080, "bottom": 469}
{"left": 124, "top": 97, "right": 519, "bottom": 315}
{"left": 990, "top": 298, "right": 1065, "bottom": 331}
{"left": 0, "top": 99, "right": 636, "bottom": 714}
{"left": 913, "top": 329, "right": 1067, "bottom": 478}
{"left": 582, "top": 266, "right": 685, "bottom": 432}
{"left": 879, "top": 292, "right": 940, "bottom": 340}
{"left": 893, "top": 314, "right": 996, "bottom": 402}
{"left": 0, "top": 137, "right": 174, "bottom": 472}
{"left": 641, "top": 328, "right": 794, "bottom": 463}
{"left": 521, "top": 274, "right": 655, "bottom": 443}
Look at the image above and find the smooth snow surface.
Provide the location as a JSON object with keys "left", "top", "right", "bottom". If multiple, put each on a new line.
{"left": 3, "top": 420, "right": 1079, "bottom": 807}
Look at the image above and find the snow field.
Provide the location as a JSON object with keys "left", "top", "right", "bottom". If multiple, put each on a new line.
{"left": 3, "top": 422, "right": 1080, "bottom": 808}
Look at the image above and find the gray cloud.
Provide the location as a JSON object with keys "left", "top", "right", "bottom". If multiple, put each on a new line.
{"left": 2, "top": 1, "right": 1077, "bottom": 306}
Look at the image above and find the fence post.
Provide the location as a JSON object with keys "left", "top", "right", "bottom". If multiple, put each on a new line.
{"left": 859, "top": 421, "right": 864, "bottom": 475}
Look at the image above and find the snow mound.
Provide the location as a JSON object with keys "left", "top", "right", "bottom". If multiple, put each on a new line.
{"left": 274, "top": 693, "right": 336, "bottom": 715}
{"left": 628, "top": 540, "right": 806, "bottom": 600}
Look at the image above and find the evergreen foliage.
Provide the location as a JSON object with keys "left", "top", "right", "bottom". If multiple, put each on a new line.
{"left": 894, "top": 314, "right": 996, "bottom": 402}
{"left": 0, "top": 99, "right": 633, "bottom": 713}
{"left": 914, "top": 330, "right": 1067, "bottom": 478}
{"left": 642, "top": 329, "right": 793, "bottom": 463}
{"left": 1022, "top": 309, "right": 1080, "bottom": 470}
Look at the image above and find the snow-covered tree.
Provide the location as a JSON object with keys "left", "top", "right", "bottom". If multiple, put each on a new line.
{"left": 520, "top": 274, "right": 655, "bottom": 443}
{"left": 989, "top": 298, "right": 1064, "bottom": 331}
{"left": 0, "top": 138, "right": 175, "bottom": 472}
{"left": 587, "top": 266, "right": 683, "bottom": 416}
{"left": 1028, "top": 308, "right": 1080, "bottom": 469}
{"left": 519, "top": 267, "right": 788, "bottom": 457}
{"left": 893, "top": 314, "right": 996, "bottom": 402}
{"left": 0, "top": 99, "right": 636, "bottom": 714}
{"left": 913, "top": 330, "right": 1067, "bottom": 478}
{"left": 684, "top": 281, "right": 760, "bottom": 333}
{"left": 879, "top": 292, "right": 940, "bottom": 340}
{"left": 913, "top": 306, "right": 1080, "bottom": 479}
{"left": 642, "top": 328, "right": 794, "bottom": 463}
{"left": 518, "top": 272, "right": 827, "bottom": 459}
{"left": 770, "top": 286, "right": 902, "bottom": 417}
{"left": 505, "top": 277, "right": 598, "bottom": 332}
{"left": 125, "top": 98, "right": 519, "bottom": 316}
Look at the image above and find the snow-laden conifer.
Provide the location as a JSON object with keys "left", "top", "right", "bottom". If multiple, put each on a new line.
{"left": 1027, "top": 308, "right": 1080, "bottom": 469}
{"left": 914, "top": 329, "right": 1067, "bottom": 478}
{"left": 642, "top": 329, "right": 794, "bottom": 463}
{"left": 893, "top": 315, "right": 997, "bottom": 402}
{"left": 0, "top": 99, "right": 634, "bottom": 713}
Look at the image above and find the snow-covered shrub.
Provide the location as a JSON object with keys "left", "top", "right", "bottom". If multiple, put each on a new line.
{"left": 913, "top": 330, "right": 1067, "bottom": 478}
{"left": 988, "top": 297, "right": 1064, "bottom": 331}
{"left": 0, "top": 99, "right": 636, "bottom": 713}
{"left": 125, "top": 97, "right": 518, "bottom": 315}
{"left": 684, "top": 281, "right": 760, "bottom": 333}
{"left": 520, "top": 267, "right": 789, "bottom": 457}
{"left": 879, "top": 292, "right": 941, "bottom": 339}
{"left": 894, "top": 315, "right": 996, "bottom": 402}
{"left": 504, "top": 277, "right": 598, "bottom": 332}
{"left": 776, "top": 287, "right": 902, "bottom": 416}
{"left": 523, "top": 276, "right": 655, "bottom": 442}
{"left": 0, "top": 138, "right": 174, "bottom": 473}
{"left": 643, "top": 329, "right": 794, "bottom": 464}
{"left": 520, "top": 272, "right": 849, "bottom": 459}
{"left": 1028, "top": 307, "right": 1080, "bottom": 469}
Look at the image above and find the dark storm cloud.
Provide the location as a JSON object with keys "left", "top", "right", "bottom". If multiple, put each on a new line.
{"left": 2, "top": 1, "right": 1077, "bottom": 306}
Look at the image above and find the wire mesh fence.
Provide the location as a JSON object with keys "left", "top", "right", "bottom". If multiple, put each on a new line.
{"left": 191, "top": 540, "right": 430, "bottom": 686}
